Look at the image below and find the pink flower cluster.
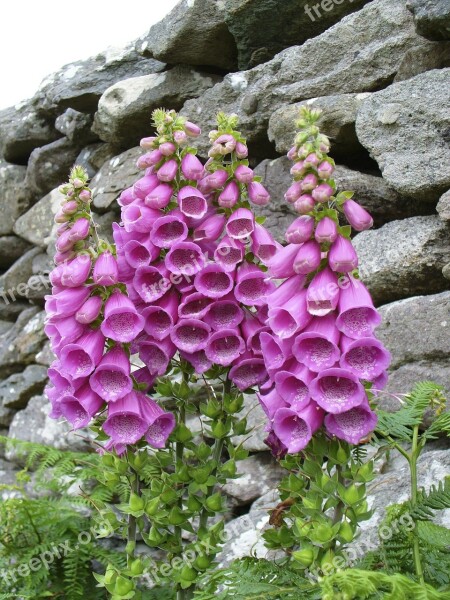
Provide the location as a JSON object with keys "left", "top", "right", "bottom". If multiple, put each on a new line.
{"left": 258, "top": 113, "right": 390, "bottom": 455}
{"left": 112, "top": 111, "right": 275, "bottom": 393}
{"left": 44, "top": 168, "right": 175, "bottom": 453}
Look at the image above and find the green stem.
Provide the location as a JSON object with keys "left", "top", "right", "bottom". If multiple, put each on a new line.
{"left": 127, "top": 471, "right": 139, "bottom": 568}
{"left": 410, "top": 424, "right": 425, "bottom": 586}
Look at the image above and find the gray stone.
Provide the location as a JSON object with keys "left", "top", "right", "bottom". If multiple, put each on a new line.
{"left": 34, "top": 44, "right": 166, "bottom": 116}
{"left": 356, "top": 447, "right": 450, "bottom": 550}
{"left": 7, "top": 395, "right": 92, "bottom": 460}
{"left": 354, "top": 216, "right": 450, "bottom": 305}
{"left": 95, "top": 211, "right": 118, "bottom": 244}
{"left": 0, "top": 321, "right": 11, "bottom": 336}
{"left": 0, "top": 457, "right": 20, "bottom": 492}
{"left": 55, "top": 108, "right": 98, "bottom": 144}
{"left": 394, "top": 40, "right": 450, "bottom": 83}
{"left": 0, "top": 247, "right": 41, "bottom": 299}
{"left": 0, "top": 236, "right": 33, "bottom": 270}
{"left": 382, "top": 361, "right": 450, "bottom": 407}
{"left": 0, "top": 365, "right": 49, "bottom": 409}
{"left": 93, "top": 66, "right": 221, "bottom": 148}
{"left": 356, "top": 69, "right": 450, "bottom": 202}
{"left": 406, "top": 0, "right": 450, "bottom": 41}
{"left": 0, "top": 308, "right": 47, "bottom": 378}
{"left": 268, "top": 93, "right": 372, "bottom": 165}
{"left": 137, "top": 0, "right": 237, "bottom": 71}
{"left": 35, "top": 341, "right": 56, "bottom": 367}
{"left": 0, "top": 102, "right": 61, "bottom": 164}
{"left": 14, "top": 187, "right": 63, "bottom": 248}
{"left": 223, "top": 453, "right": 284, "bottom": 505}
{"left": 91, "top": 147, "right": 142, "bottom": 211}
{"left": 232, "top": 394, "right": 269, "bottom": 452}
{"left": 437, "top": 189, "right": 450, "bottom": 221}
{"left": 254, "top": 157, "right": 424, "bottom": 242}
{"left": 0, "top": 301, "right": 31, "bottom": 323}
{"left": 0, "top": 405, "right": 14, "bottom": 427}
{"left": 183, "top": 0, "right": 423, "bottom": 158}
{"left": 443, "top": 263, "right": 450, "bottom": 280}
{"left": 25, "top": 137, "right": 84, "bottom": 198}
{"left": 0, "top": 160, "right": 29, "bottom": 235}
{"left": 224, "top": 0, "right": 370, "bottom": 70}
{"left": 75, "top": 143, "right": 119, "bottom": 179}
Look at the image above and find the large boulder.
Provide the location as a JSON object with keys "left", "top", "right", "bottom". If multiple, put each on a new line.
{"left": 356, "top": 69, "right": 450, "bottom": 202}
{"left": 33, "top": 44, "right": 165, "bottom": 116}
{"left": 254, "top": 157, "right": 424, "bottom": 241}
{"left": 14, "top": 187, "right": 63, "bottom": 248}
{"left": 0, "top": 102, "right": 61, "bottom": 164}
{"left": 183, "top": 0, "right": 423, "bottom": 158}
{"left": 0, "top": 365, "right": 49, "bottom": 410}
{"left": 0, "top": 161, "right": 29, "bottom": 236}
{"left": 0, "top": 236, "right": 33, "bottom": 270}
{"left": 406, "top": 0, "right": 450, "bottom": 41}
{"left": 0, "top": 308, "right": 47, "bottom": 378}
{"left": 54, "top": 108, "right": 98, "bottom": 145}
{"left": 224, "top": 0, "right": 370, "bottom": 70}
{"left": 354, "top": 216, "right": 450, "bottom": 305}
{"left": 93, "top": 66, "right": 221, "bottom": 148}
{"left": 0, "top": 247, "right": 41, "bottom": 299}
{"left": 376, "top": 292, "right": 450, "bottom": 400}
{"left": 137, "top": 0, "right": 237, "bottom": 71}
{"left": 223, "top": 454, "right": 284, "bottom": 505}
{"left": 394, "top": 40, "right": 450, "bottom": 82}
{"left": 437, "top": 190, "right": 450, "bottom": 222}
{"left": 91, "top": 147, "right": 142, "bottom": 211}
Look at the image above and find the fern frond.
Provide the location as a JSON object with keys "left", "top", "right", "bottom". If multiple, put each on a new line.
{"left": 411, "top": 478, "right": 450, "bottom": 519}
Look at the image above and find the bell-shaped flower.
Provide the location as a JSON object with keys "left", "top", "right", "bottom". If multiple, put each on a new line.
{"left": 218, "top": 181, "right": 240, "bottom": 208}
{"left": 328, "top": 235, "right": 358, "bottom": 273}
{"left": 229, "top": 352, "right": 268, "bottom": 391}
{"left": 45, "top": 316, "right": 87, "bottom": 353}
{"left": 194, "top": 264, "right": 234, "bottom": 298}
{"left": 178, "top": 186, "right": 208, "bottom": 219}
{"left": 293, "top": 240, "right": 322, "bottom": 275}
{"left": 145, "top": 183, "right": 173, "bottom": 209}
{"left": 274, "top": 362, "right": 314, "bottom": 411}
{"left": 204, "top": 297, "right": 243, "bottom": 330}
{"left": 132, "top": 366, "right": 157, "bottom": 392}
{"left": 312, "top": 183, "right": 333, "bottom": 203}
{"left": 45, "top": 286, "right": 91, "bottom": 318}
{"left": 157, "top": 159, "right": 178, "bottom": 182}
{"left": 123, "top": 237, "right": 159, "bottom": 268}
{"left": 234, "top": 165, "right": 254, "bottom": 184}
{"left": 137, "top": 149, "right": 162, "bottom": 168}
{"left": 267, "top": 244, "right": 302, "bottom": 279}
{"left": 133, "top": 264, "right": 171, "bottom": 303}
{"left": 336, "top": 278, "right": 381, "bottom": 339}
{"left": 264, "top": 429, "right": 288, "bottom": 458}
{"left": 193, "top": 214, "right": 226, "bottom": 242}
{"left": 251, "top": 224, "right": 279, "bottom": 264}
{"left": 294, "top": 194, "right": 316, "bottom": 214}
{"left": 141, "top": 293, "right": 179, "bottom": 340}
{"left": 324, "top": 400, "right": 377, "bottom": 444}
{"left": 226, "top": 208, "right": 255, "bottom": 240}
{"left": 180, "top": 349, "right": 212, "bottom": 374}
{"left": 285, "top": 216, "right": 315, "bottom": 244}
{"left": 235, "top": 142, "right": 248, "bottom": 159}
{"left": 133, "top": 174, "right": 159, "bottom": 200}
{"left": 267, "top": 274, "right": 305, "bottom": 308}
{"left": 68, "top": 218, "right": 90, "bottom": 242}
{"left": 198, "top": 169, "right": 228, "bottom": 193}
{"left": 260, "top": 332, "right": 294, "bottom": 377}
{"left": 301, "top": 173, "right": 318, "bottom": 192}
{"left": 214, "top": 236, "right": 245, "bottom": 272}
{"left": 141, "top": 396, "right": 176, "bottom": 448}
{"left": 118, "top": 187, "right": 136, "bottom": 207}
{"left": 315, "top": 216, "right": 338, "bottom": 243}
{"left": 60, "top": 329, "right": 105, "bottom": 379}
{"left": 93, "top": 251, "right": 119, "bottom": 286}
{"left": 150, "top": 215, "right": 188, "bottom": 248}
{"left": 248, "top": 181, "right": 270, "bottom": 206}
{"left": 184, "top": 121, "right": 201, "bottom": 137}
{"left": 310, "top": 367, "right": 366, "bottom": 414}
{"left": 160, "top": 142, "right": 176, "bottom": 156}
{"left": 234, "top": 264, "right": 275, "bottom": 307}
{"left": 101, "top": 290, "right": 145, "bottom": 343}
{"left": 339, "top": 335, "right": 391, "bottom": 381}
{"left": 306, "top": 267, "right": 339, "bottom": 316}
{"left": 76, "top": 296, "right": 103, "bottom": 325}
{"left": 60, "top": 383, "right": 104, "bottom": 429}
{"left": 258, "top": 388, "right": 288, "bottom": 420}
{"left": 284, "top": 181, "right": 303, "bottom": 204}
{"left": 343, "top": 200, "right": 373, "bottom": 231}
{"left": 103, "top": 391, "right": 149, "bottom": 445}
{"left": 60, "top": 255, "right": 92, "bottom": 288}
{"left": 140, "top": 336, "right": 176, "bottom": 375}
{"left": 181, "top": 153, "right": 204, "bottom": 181}
{"left": 170, "top": 318, "right": 211, "bottom": 353}
{"left": 165, "top": 241, "right": 206, "bottom": 276}
{"left": 122, "top": 203, "right": 161, "bottom": 232}
{"left": 292, "top": 313, "right": 341, "bottom": 372}
{"left": 178, "top": 292, "right": 212, "bottom": 320}
{"left": 205, "top": 328, "right": 246, "bottom": 366}
{"left": 90, "top": 346, "right": 133, "bottom": 402}
{"left": 268, "top": 288, "right": 311, "bottom": 339}
{"left": 273, "top": 403, "right": 324, "bottom": 453}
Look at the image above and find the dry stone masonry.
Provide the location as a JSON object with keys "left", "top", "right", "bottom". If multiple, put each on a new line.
{"left": 0, "top": 0, "right": 449, "bottom": 559}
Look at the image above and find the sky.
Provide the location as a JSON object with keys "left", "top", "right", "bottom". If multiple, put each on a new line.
{"left": 0, "top": 0, "right": 179, "bottom": 109}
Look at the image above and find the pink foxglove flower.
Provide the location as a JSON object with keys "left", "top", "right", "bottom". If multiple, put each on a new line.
{"left": 328, "top": 235, "right": 359, "bottom": 273}
{"left": 293, "top": 240, "right": 322, "bottom": 275}
{"left": 101, "top": 291, "right": 145, "bottom": 343}
{"left": 90, "top": 346, "right": 133, "bottom": 402}
{"left": 324, "top": 401, "right": 377, "bottom": 444}
{"left": 142, "top": 291, "right": 179, "bottom": 340}
{"left": 181, "top": 153, "right": 204, "bottom": 180}
{"left": 76, "top": 296, "right": 103, "bottom": 324}
{"left": 103, "top": 392, "right": 150, "bottom": 445}
{"left": 229, "top": 352, "right": 268, "bottom": 391}
{"left": 140, "top": 337, "right": 176, "bottom": 376}
{"left": 157, "top": 159, "right": 178, "bottom": 182}
{"left": 336, "top": 278, "right": 381, "bottom": 339}
{"left": 285, "top": 216, "right": 315, "bottom": 244}
{"left": 343, "top": 200, "right": 373, "bottom": 231}
{"left": 226, "top": 208, "right": 255, "bottom": 240}
{"left": 145, "top": 183, "right": 173, "bottom": 209}
{"left": 194, "top": 264, "right": 234, "bottom": 299}
{"left": 205, "top": 329, "right": 246, "bottom": 366}
{"left": 234, "top": 264, "right": 275, "bottom": 307}
{"left": 204, "top": 298, "right": 243, "bottom": 330}
{"left": 165, "top": 241, "right": 206, "bottom": 276}
{"left": 339, "top": 335, "right": 391, "bottom": 381}
{"left": 170, "top": 318, "right": 211, "bottom": 353}
{"left": 93, "top": 251, "right": 119, "bottom": 286}
{"left": 315, "top": 216, "right": 338, "bottom": 243}
{"left": 150, "top": 214, "right": 188, "bottom": 249}
{"left": 178, "top": 292, "right": 212, "bottom": 320}
{"left": 133, "top": 174, "right": 159, "bottom": 199}
{"left": 310, "top": 367, "right": 366, "bottom": 414}
{"left": 59, "top": 329, "right": 105, "bottom": 379}
{"left": 273, "top": 403, "right": 324, "bottom": 453}
{"left": 214, "top": 236, "right": 245, "bottom": 272}
{"left": 234, "top": 165, "right": 254, "bottom": 184}
{"left": 306, "top": 267, "right": 339, "bottom": 316}
{"left": 248, "top": 181, "right": 270, "bottom": 206}
{"left": 141, "top": 397, "right": 176, "bottom": 448}
{"left": 218, "top": 181, "right": 240, "bottom": 208}
{"left": 251, "top": 224, "right": 279, "bottom": 263}
{"left": 267, "top": 289, "right": 311, "bottom": 339}
{"left": 292, "top": 313, "right": 341, "bottom": 372}
{"left": 60, "top": 384, "right": 104, "bottom": 429}
{"left": 178, "top": 186, "right": 208, "bottom": 219}
{"left": 60, "top": 255, "right": 92, "bottom": 288}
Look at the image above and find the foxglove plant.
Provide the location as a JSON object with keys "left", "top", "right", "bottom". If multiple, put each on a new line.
{"left": 259, "top": 107, "right": 390, "bottom": 576}
{"left": 45, "top": 110, "right": 275, "bottom": 599}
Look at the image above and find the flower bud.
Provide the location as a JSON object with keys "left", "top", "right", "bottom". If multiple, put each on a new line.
{"left": 137, "top": 149, "right": 163, "bottom": 169}
{"left": 285, "top": 215, "right": 315, "bottom": 244}
{"left": 62, "top": 201, "right": 78, "bottom": 215}
{"left": 284, "top": 181, "right": 303, "bottom": 204}
{"left": 76, "top": 296, "right": 103, "bottom": 324}
{"left": 343, "top": 199, "right": 373, "bottom": 231}
{"left": 301, "top": 173, "right": 318, "bottom": 192}
{"left": 68, "top": 218, "right": 90, "bottom": 242}
{"left": 184, "top": 121, "right": 201, "bottom": 137}
{"left": 181, "top": 153, "right": 204, "bottom": 181}
{"left": 290, "top": 161, "right": 306, "bottom": 178}
{"left": 174, "top": 130, "right": 187, "bottom": 144}
{"left": 312, "top": 183, "right": 333, "bottom": 203}
{"left": 54, "top": 210, "right": 70, "bottom": 224}
{"left": 159, "top": 141, "right": 176, "bottom": 156}
{"left": 248, "top": 181, "right": 270, "bottom": 206}
{"left": 157, "top": 159, "right": 178, "bottom": 182}
{"left": 287, "top": 146, "right": 298, "bottom": 161}
{"left": 234, "top": 164, "right": 254, "bottom": 183}
{"left": 318, "top": 161, "right": 334, "bottom": 179}
{"left": 235, "top": 141, "right": 248, "bottom": 158}
{"left": 140, "top": 136, "right": 157, "bottom": 149}
{"left": 328, "top": 235, "right": 358, "bottom": 273}
{"left": 93, "top": 251, "right": 119, "bottom": 286}
{"left": 315, "top": 216, "right": 338, "bottom": 243}
{"left": 294, "top": 194, "right": 315, "bottom": 214}
{"left": 304, "top": 153, "right": 319, "bottom": 167}
{"left": 218, "top": 181, "right": 239, "bottom": 208}
{"left": 72, "top": 178, "right": 84, "bottom": 189}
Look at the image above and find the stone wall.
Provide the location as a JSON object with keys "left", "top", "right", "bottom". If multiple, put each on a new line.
{"left": 0, "top": 0, "right": 449, "bottom": 557}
